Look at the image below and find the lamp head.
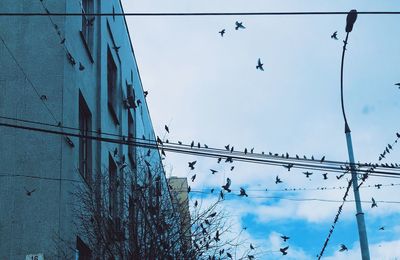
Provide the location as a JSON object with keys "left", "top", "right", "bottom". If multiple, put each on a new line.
{"left": 346, "top": 9, "right": 358, "bottom": 33}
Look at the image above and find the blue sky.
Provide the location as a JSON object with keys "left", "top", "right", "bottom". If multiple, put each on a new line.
{"left": 122, "top": 1, "right": 400, "bottom": 258}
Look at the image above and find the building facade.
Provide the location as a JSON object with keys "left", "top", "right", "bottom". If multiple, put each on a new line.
{"left": 0, "top": 0, "right": 183, "bottom": 259}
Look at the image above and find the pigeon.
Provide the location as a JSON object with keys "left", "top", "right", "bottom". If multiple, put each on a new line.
{"left": 256, "top": 58, "right": 264, "bottom": 71}
{"left": 24, "top": 187, "right": 36, "bottom": 196}
{"left": 198, "top": 142, "right": 201, "bottom": 148}
{"left": 281, "top": 235, "right": 290, "bottom": 242}
{"left": 205, "top": 219, "right": 211, "bottom": 225}
{"left": 280, "top": 246, "right": 289, "bottom": 255}
{"left": 191, "top": 174, "right": 196, "bottom": 182}
{"left": 323, "top": 173, "right": 328, "bottom": 180}
{"left": 225, "top": 144, "right": 230, "bottom": 151}
{"left": 283, "top": 163, "right": 294, "bottom": 171}
{"left": 188, "top": 161, "right": 197, "bottom": 170}
{"left": 395, "top": 83, "right": 400, "bottom": 88}
{"left": 303, "top": 171, "right": 313, "bottom": 178}
{"left": 188, "top": 186, "right": 191, "bottom": 193}
{"left": 214, "top": 230, "right": 220, "bottom": 241}
{"left": 230, "top": 146, "right": 234, "bottom": 153}
{"left": 320, "top": 156, "right": 325, "bottom": 163}
{"left": 230, "top": 166, "right": 234, "bottom": 171}
{"left": 156, "top": 136, "right": 163, "bottom": 145}
{"left": 248, "top": 255, "right": 254, "bottom": 260}
{"left": 227, "top": 252, "right": 233, "bottom": 259}
{"left": 311, "top": 155, "right": 315, "bottom": 160}
{"left": 194, "top": 200, "right": 198, "bottom": 207}
{"left": 191, "top": 141, "right": 194, "bottom": 148}
{"left": 113, "top": 147, "right": 118, "bottom": 156}
{"left": 235, "top": 21, "right": 245, "bottom": 30}
{"left": 204, "top": 144, "right": 209, "bottom": 148}
{"left": 239, "top": 187, "right": 248, "bottom": 197}
{"left": 250, "top": 244, "right": 254, "bottom": 250}
{"left": 40, "top": 95, "right": 47, "bottom": 100}
{"left": 60, "top": 38, "right": 66, "bottom": 44}
{"left": 339, "top": 244, "right": 348, "bottom": 252}
{"left": 165, "top": 125, "right": 169, "bottom": 133}
{"left": 217, "top": 158, "right": 222, "bottom": 163}
{"left": 210, "top": 188, "right": 214, "bottom": 193}
{"left": 379, "top": 226, "right": 385, "bottom": 231}
{"left": 220, "top": 190, "right": 224, "bottom": 200}
{"left": 251, "top": 148, "right": 254, "bottom": 153}
{"left": 275, "top": 176, "right": 283, "bottom": 184}
{"left": 226, "top": 157, "right": 233, "bottom": 163}
{"left": 210, "top": 169, "right": 218, "bottom": 174}
{"left": 144, "top": 90, "right": 148, "bottom": 97}
{"left": 371, "top": 197, "right": 377, "bottom": 208}
{"left": 244, "top": 148, "right": 248, "bottom": 154}
{"left": 222, "top": 178, "right": 232, "bottom": 192}
{"left": 208, "top": 212, "right": 217, "bottom": 218}
{"left": 331, "top": 31, "right": 338, "bottom": 40}
{"left": 79, "top": 62, "right": 85, "bottom": 71}
{"left": 112, "top": 46, "right": 121, "bottom": 52}
{"left": 219, "top": 29, "right": 226, "bottom": 37}
{"left": 161, "top": 148, "right": 166, "bottom": 156}
{"left": 178, "top": 141, "right": 182, "bottom": 145}
{"left": 146, "top": 149, "right": 151, "bottom": 156}
{"left": 375, "top": 184, "right": 382, "bottom": 189}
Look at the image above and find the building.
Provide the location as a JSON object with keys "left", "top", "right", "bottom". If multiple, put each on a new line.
{"left": 0, "top": 0, "right": 182, "bottom": 258}
{"left": 168, "top": 176, "right": 192, "bottom": 254}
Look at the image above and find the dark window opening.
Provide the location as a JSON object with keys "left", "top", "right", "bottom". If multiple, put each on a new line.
{"left": 79, "top": 92, "right": 92, "bottom": 183}
{"left": 107, "top": 48, "right": 119, "bottom": 124}
{"left": 76, "top": 236, "right": 92, "bottom": 260}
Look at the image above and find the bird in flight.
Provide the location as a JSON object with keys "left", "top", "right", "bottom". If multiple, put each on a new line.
{"left": 144, "top": 90, "right": 148, "bottom": 97}
{"left": 281, "top": 235, "right": 290, "bottom": 242}
{"left": 371, "top": 197, "right": 378, "bottom": 208}
{"left": 230, "top": 166, "right": 235, "bottom": 171}
{"left": 323, "top": 173, "right": 328, "bottom": 180}
{"left": 283, "top": 163, "right": 294, "bottom": 171}
{"left": 165, "top": 125, "right": 169, "bottom": 133}
{"left": 219, "top": 29, "right": 226, "bottom": 37}
{"left": 188, "top": 161, "right": 197, "bottom": 170}
{"left": 217, "top": 158, "right": 222, "bottom": 163}
{"left": 331, "top": 31, "right": 338, "bottom": 40}
{"left": 339, "top": 244, "right": 348, "bottom": 252}
{"left": 395, "top": 83, "right": 400, "bottom": 88}
{"left": 210, "top": 169, "right": 218, "bottom": 174}
{"left": 250, "top": 244, "right": 255, "bottom": 250}
{"left": 222, "top": 178, "right": 232, "bottom": 192}
{"left": 24, "top": 187, "right": 36, "bottom": 196}
{"left": 379, "top": 226, "right": 385, "bottom": 231}
{"left": 280, "top": 246, "right": 289, "bottom": 255}
{"left": 239, "top": 187, "right": 248, "bottom": 197}
{"left": 191, "top": 174, "right": 196, "bottom": 182}
{"left": 235, "top": 21, "right": 246, "bottom": 30}
{"left": 275, "top": 176, "right": 283, "bottom": 184}
{"left": 303, "top": 171, "right": 313, "bottom": 178}
{"left": 256, "top": 58, "right": 264, "bottom": 71}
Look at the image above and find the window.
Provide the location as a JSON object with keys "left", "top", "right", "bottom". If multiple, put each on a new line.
{"left": 81, "top": 0, "right": 94, "bottom": 59}
{"left": 79, "top": 92, "right": 92, "bottom": 183}
{"left": 107, "top": 48, "right": 119, "bottom": 124}
{"left": 76, "top": 236, "right": 92, "bottom": 260}
{"left": 109, "top": 154, "right": 117, "bottom": 217}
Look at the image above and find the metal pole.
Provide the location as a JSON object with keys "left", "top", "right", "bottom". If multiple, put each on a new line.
{"left": 340, "top": 10, "right": 370, "bottom": 259}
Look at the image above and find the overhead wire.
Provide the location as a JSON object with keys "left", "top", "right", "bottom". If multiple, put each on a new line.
{"left": 1, "top": 117, "right": 400, "bottom": 179}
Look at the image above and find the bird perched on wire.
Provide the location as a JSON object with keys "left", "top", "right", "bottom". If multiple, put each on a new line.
{"left": 188, "top": 161, "right": 197, "bottom": 170}
{"left": 144, "top": 90, "right": 148, "bottom": 97}
{"left": 275, "top": 176, "right": 283, "bottom": 184}
{"left": 320, "top": 156, "right": 325, "bottom": 163}
{"left": 256, "top": 58, "right": 264, "bottom": 71}
{"left": 235, "top": 21, "right": 246, "bottom": 30}
{"left": 191, "top": 141, "right": 194, "bottom": 148}
{"left": 239, "top": 187, "right": 248, "bottom": 197}
{"left": 280, "top": 246, "right": 289, "bottom": 255}
{"left": 339, "top": 244, "right": 348, "bottom": 252}
{"left": 219, "top": 29, "right": 226, "bottom": 37}
{"left": 225, "top": 144, "right": 230, "bottom": 151}
{"left": 281, "top": 235, "right": 290, "bottom": 242}
{"left": 331, "top": 31, "right": 338, "bottom": 40}
{"left": 371, "top": 197, "right": 378, "bottom": 208}
{"left": 222, "top": 178, "right": 232, "bottom": 192}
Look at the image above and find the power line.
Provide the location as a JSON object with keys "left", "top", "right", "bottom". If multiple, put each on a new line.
{"left": 1, "top": 119, "right": 400, "bottom": 179}
{"left": 1, "top": 11, "right": 400, "bottom": 17}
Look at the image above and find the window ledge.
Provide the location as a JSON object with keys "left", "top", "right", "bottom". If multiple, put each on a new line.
{"left": 80, "top": 31, "right": 94, "bottom": 63}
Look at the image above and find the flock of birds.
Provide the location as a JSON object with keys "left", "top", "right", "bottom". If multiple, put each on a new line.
{"left": 159, "top": 123, "right": 393, "bottom": 257}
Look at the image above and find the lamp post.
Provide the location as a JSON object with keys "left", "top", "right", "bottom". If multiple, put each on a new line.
{"left": 340, "top": 9, "right": 370, "bottom": 260}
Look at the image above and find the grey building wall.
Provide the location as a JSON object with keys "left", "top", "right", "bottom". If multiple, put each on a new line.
{"left": 0, "top": 0, "right": 177, "bottom": 258}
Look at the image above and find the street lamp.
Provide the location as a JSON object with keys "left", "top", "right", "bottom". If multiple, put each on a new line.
{"left": 340, "top": 9, "right": 370, "bottom": 260}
